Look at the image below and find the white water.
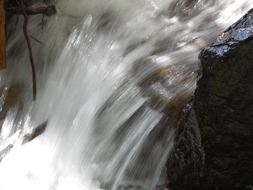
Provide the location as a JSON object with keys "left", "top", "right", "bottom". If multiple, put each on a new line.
{"left": 0, "top": 0, "right": 252, "bottom": 190}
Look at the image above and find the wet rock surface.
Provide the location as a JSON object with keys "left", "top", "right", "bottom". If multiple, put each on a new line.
{"left": 167, "top": 8, "right": 253, "bottom": 190}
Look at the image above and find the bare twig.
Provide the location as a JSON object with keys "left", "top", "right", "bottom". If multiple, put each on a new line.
{"left": 19, "top": 0, "right": 37, "bottom": 100}
{"left": 30, "top": 35, "right": 45, "bottom": 45}
{"left": 7, "top": 3, "right": 56, "bottom": 16}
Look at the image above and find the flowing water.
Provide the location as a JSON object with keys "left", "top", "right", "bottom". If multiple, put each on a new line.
{"left": 0, "top": 0, "right": 251, "bottom": 190}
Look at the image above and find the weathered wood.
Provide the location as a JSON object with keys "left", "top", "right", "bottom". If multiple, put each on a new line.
{"left": 0, "top": 0, "right": 6, "bottom": 69}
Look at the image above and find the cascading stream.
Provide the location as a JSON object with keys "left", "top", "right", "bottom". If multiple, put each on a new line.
{"left": 0, "top": 0, "right": 251, "bottom": 190}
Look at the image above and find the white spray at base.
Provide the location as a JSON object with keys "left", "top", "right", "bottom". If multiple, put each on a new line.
{"left": 0, "top": 0, "right": 251, "bottom": 190}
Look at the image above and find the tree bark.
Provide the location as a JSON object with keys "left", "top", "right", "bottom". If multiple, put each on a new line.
{"left": 0, "top": 0, "right": 6, "bottom": 69}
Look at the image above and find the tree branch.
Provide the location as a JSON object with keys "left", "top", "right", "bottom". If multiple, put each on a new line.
{"left": 19, "top": 0, "right": 37, "bottom": 100}
{"left": 7, "top": 3, "right": 56, "bottom": 16}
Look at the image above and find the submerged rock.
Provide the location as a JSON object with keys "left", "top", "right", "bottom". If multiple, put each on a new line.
{"left": 167, "top": 8, "right": 253, "bottom": 190}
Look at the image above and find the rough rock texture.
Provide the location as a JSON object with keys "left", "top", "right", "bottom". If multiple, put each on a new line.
{"left": 167, "top": 8, "right": 253, "bottom": 190}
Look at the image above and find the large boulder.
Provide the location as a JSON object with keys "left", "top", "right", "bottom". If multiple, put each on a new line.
{"left": 167, "top": 8, "right": 253, "bottom": 190}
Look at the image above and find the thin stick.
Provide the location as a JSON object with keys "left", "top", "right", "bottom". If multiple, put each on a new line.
{"left": 30, "top": 35, "right": 45, "bottom": 45}
{"left": 19, "top": 0, "right": 37, "bottom": 100}
{"left": 7, "top": 3, "right": 56, "bottom": 16}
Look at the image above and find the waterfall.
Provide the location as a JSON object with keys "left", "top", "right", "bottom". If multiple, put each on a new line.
{"left": 0, "top": 0, "right": 251, "bottom": 190}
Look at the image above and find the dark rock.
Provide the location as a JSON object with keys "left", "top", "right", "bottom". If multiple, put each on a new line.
{"left": 167, "top": 101, "right": 204, "bottom": 190}
{"left": 167, "top": 8, "right": 253, "bottom": 190}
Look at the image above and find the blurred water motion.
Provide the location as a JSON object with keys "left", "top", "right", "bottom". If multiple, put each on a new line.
{"left": 0, "top": 0, "right": 251, "bottom": 190}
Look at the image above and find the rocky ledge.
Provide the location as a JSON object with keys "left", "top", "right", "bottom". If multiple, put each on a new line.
{"left": 167, "top": 8, "right": 253, "bottom": 190}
